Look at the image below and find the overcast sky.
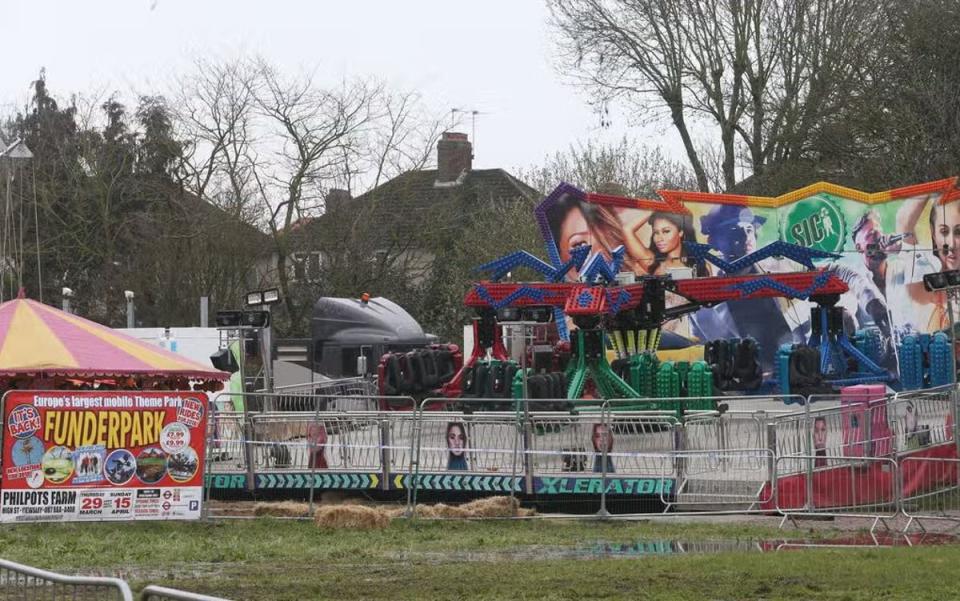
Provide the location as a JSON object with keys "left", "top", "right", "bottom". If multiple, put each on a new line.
{"left": 3, "top": 0, "right": 681, "bottom": 175}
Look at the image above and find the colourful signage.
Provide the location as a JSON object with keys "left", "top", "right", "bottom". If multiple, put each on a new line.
{"left": 1, "top": 391, "right": 207, "bottom": 523}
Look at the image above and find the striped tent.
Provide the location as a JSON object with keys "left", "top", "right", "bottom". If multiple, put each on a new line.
{"left": 0, "top": 296, "right": 228, "bottom": 383}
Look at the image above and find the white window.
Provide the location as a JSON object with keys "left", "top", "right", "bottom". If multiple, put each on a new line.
{"left": 290, "top": 251, "right": 323, "bottom": 283}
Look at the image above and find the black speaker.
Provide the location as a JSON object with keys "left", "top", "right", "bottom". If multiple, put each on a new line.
{"left": 210, "top": 348, "right": 239, "bottom": 373}
{"left": 244, "top": 331, "right": 260, "bottom": 358}
{"left": 242, "top": 310, "right": 270, "bottom": 328}
{"left": 215, "top": 311, "right": 243, "bottom": 327}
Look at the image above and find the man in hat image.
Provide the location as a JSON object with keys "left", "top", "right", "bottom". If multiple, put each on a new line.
{"left": 690, "top": 205, "right": 794, "bottom": 371}
{"left": 692, "top": 204, "right": 893, "bottom": 373}
{"left": 698, "top": 205, "right": 767, "bottom": 262}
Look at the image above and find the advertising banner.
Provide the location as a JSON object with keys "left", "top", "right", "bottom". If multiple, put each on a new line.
{"left": 536, "top": 179, "right": 959, "bottom": 374}
{"left": 0, "top": 390, "right": 207, "bottom": 523}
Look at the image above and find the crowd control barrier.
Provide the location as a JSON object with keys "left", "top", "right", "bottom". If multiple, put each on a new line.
{"left": 201, "top": 384, "right": 960, "bottom": 527}
{"left": 0, "top": 558, "right": 133, "bottom": 601}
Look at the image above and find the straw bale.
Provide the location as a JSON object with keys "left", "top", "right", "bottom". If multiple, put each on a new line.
{"left": 382, "top": 506, "right": 408, "bottom": 518}
{"left": 253, "top": 501, "right": 311, "bottom": 518}
{"left": 460, "top": 496, "right": 535, "bottom": 518}
{"left": 314, "top": 504, "right": 390, "bottom": 529}
{"left": 414, "top": 496, "right": 535, "bottom": 519}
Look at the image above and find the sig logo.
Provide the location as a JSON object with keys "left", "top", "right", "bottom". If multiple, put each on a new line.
{"left": 781, "top": 195, "right": 846, "bottom": 254}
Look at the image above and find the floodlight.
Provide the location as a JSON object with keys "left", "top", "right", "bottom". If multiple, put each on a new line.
{"left": 924, "top": 272, "right": 949, "bottom": 292}
{"left": 61, "top": 287, "right": 74, "bottom": 298}
{"left": 242, "top": 310, "right": 270, "bottom": 328}
{"left": 496, "top": 307, "right": 521, "bottom": 322}
{"left": 124, "top": 290, "right": 135, "bottom": 301}
{"left": 262, "top": 288, "right": 281, "bottom": 304}
{"left": 245, "top": 291, "right": 264, "bottom": 306}
{"left": 522, "top": 307, "right": 554, "bottom": 323}
{"left": 215, "top": 311, "right": 243, "bottom": 327}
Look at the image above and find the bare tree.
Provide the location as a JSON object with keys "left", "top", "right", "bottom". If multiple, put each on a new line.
{"left": 520, "top": 136, "right": 698, "bottom": 196}
{"left": 173, "top": 56, "right": 462, "bottom": 333}
{"left": 364, "top": 90, "right": 446, "bottom": 190}
{"left": 174, "top": 57, "right": 390, "bottom": 331}
{"left": 249, "top": 62, "right": 380, "bottom": 329}
{"left": 548, "top": 0, "right": 886, "bottom": 191}
{"left": 173, "top": 57, "right": 260, "bottom": 223}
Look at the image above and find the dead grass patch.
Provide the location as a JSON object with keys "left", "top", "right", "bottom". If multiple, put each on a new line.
{"left": 253, "top": 501, "right": 312, "bottom": 518}
{"left": 314, "top": 504, "right": 391, "bottom": 529}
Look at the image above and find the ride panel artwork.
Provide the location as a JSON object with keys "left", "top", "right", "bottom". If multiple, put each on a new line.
{"left": 0, "top": 390, "right": 208, "bottom": 523}
{"left": 536, "top": 178, "right": 960, "bottom": 376}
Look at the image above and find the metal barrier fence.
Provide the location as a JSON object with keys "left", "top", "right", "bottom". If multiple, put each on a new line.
{"left": 665, "top": 448, "right": 775, "bottom": 512}
{"left": 256, "top": 377, "right": 377, "bottom": 408}
{"left": 774, "top": 454, "right": 900, "bottom": 524}
{"left": 140, "top": 585, "right": 232, "bottom": 601}
{"left": 201, "top": 385, "right": 960, "bottom": 522}
{"left": 0, "top": 558, "right": 133, "bottom": 600}
{"left": 900, "top": 456, "right": 960, "bottom": 532}
{"left": 216, "top": 389, "right": 389, "bottom": 413}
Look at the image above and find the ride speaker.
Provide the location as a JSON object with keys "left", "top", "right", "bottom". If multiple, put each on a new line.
{"left": 210, "top": 348, "right": 239, "bottom": 373}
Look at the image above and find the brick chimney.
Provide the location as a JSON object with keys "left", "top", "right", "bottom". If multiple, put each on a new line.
{"left": 436, "top": 132, "right": 473, "bottom": 183}
{"left": 324, "top": 188, "right": 351, "bottom": 212}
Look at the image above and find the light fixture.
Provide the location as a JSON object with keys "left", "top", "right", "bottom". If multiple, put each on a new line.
{"left": 215, "top": 311, "right": 243, "bottom": 327}
{"left": 924, "top": 270, "right": 960, "bottom": 292}
{"left": 496, "top": 307, "right": 521, "bottom": 322}
{"left": 522, "top": 307, "right": 554, "bottom": 323}
{"left": 242, "top": 310, "right": 270, "bottom": 328}
{"left": 62, "top": 287, "right": 74, "bottom": 298}
{"left": 124, "top": 290, "right": 135, "bottom": 301}
{"left": 245, "top": 288, "right": 281, "bottom": 306}
{"left": 924, "top": 272, "right": 949, "bottom": 292}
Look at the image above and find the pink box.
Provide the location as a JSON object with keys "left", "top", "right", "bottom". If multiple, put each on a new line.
{"left": 840, "top": 384, "right": 891, "bottom": 457}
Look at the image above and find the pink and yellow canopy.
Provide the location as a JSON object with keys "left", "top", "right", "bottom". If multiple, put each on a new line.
{"left": 0, "top": 297, "right": 228, "bottom": 381}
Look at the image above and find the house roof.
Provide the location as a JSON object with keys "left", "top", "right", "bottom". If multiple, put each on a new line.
{"left": 165, "top": 187, "right": 272, "bottom": 249}
{"left": 295, "top": 167, "right": 539, "bottom": 243}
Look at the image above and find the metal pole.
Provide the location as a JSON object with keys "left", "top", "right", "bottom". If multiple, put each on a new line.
{"left": 520, "top": 324, "right": 529, "bottom": 400}
{"left": 238, "top": 327, "right": 256, "bottom": 493}
{"left": 200, "top": 296, "right": 209, "bottom": 328}
{"left": 307, "top": 399, "right": 321, "bottom": 515}
{"left": 766, "top": 419, "right": 777, "bottom": 505}
{"left": 952, "top": 385, "right": 960, "bottom": 504}
{"left": 263, "top": 305, "right": 274, "bottom": 392}
{"left": 519, "top": 323, "right": 534, "bottom": 495}
{"left": 201, "top": 402, "right": 214, "bottom": 521}
{"left": 597, "top": 401, "right": 611, "bottom": 518}
{"left": 126, "top": 298, "right": 135, "bottom": 329}
{"left": 804, "top": 397, "right": 814, "bottom": 511}
{"left": 380, "top": 417, "right": 391, "bottom": 492}
{"left": 2, "top": 162, "right": 9, "bottom": 303}
{"left": 946, "top": 290, "right": 958, "bottom": 383}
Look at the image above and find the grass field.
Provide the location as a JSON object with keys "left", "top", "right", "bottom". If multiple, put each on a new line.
{"left": 2, "top": 516, "right": 959, "bottom": 600}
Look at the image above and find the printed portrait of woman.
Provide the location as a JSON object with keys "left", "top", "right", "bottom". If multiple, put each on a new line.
{"left": 307, "top": 422, "right": 328, "bottom": 469}
{"left": 446, "top": 422, "right": 468, "bottom": 471}
{"left": 813, "top": 416, "right": 828, "bottom": 468}
{"left": 545, "top": 192, "right": 706, "bottom": 279}
{"left": 546, "top": 193, "right": 631, "bottom": 277}
{"left": 631, "top": 211, "right": 710, "bottom": 277}
{"left": 891, "top": 194, "right": 960, "bottom": 336}
{"left": 591, "top": 423, "right": 615, "bottom": 473}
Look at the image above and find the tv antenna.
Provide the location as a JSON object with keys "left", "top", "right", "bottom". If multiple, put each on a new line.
{"left": 450, "top": 108, "right": 491, "bottom": 151}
